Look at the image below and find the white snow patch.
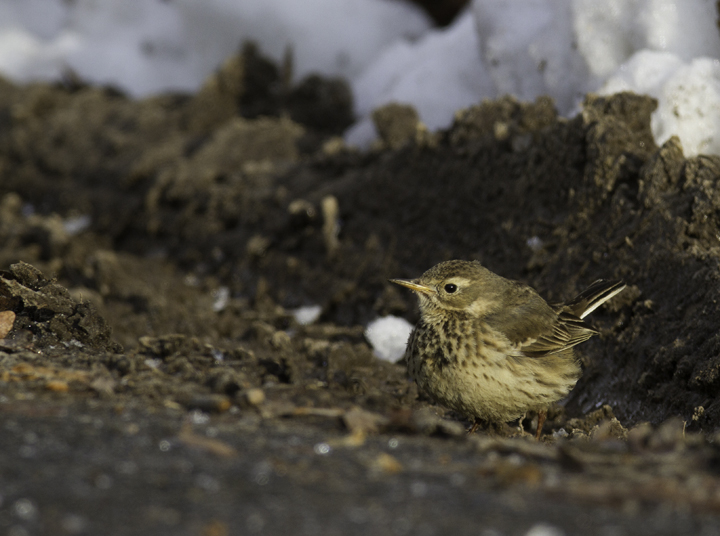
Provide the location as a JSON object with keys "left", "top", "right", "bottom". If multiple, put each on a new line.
{"left": 292, "top": 305, "right": 323, "bottom": 326}
{"left": 365, "top": 316, "right": 413, "bottom": 363}
{"left": 346, "top": 10, "right": 491, "bottom": 146}
{"left": 0, "top": 0, "right": 430, "bottom": 97}
{"left": 63, "top": 214, "right": 91, "bottom": 236}
{"left": 211, "top": 287, "right": 230, "bottom": 313}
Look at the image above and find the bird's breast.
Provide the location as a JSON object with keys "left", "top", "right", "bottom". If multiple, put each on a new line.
{"left": 406, "top": 316, "right": 482, "bottom": 374}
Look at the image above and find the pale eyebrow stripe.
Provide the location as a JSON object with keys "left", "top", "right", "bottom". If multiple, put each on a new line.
{"left": 444, "top": 277, "right": 471, "bottom": 287}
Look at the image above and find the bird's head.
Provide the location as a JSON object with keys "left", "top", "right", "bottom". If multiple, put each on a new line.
{"left": 390, "top": 260, "right": 502, "bottom": 318}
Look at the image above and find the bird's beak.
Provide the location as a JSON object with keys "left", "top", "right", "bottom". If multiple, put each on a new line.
{"left": 389, "top": 279, "right": 434, "bottom": 295}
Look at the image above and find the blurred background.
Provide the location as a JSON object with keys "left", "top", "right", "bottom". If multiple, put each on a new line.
{"left": 0, "top": 0, "right": 719, "bottom": 154}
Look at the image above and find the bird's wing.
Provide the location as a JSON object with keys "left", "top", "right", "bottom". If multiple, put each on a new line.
{"left": 518, "top": 311, "right": 597, "bottom": 358}
{"left": 560, "top": 279, "right": 625, "bottom": 319}
{"left": 483, "top": 283, "right": 598, "bottom": 358}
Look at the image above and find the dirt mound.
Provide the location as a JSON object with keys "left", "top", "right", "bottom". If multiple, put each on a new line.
{"left": 1, "top": 43, "right": 720, "bottom": 429}
{"left": 0, "top": 261, "right": 118, "bottom": 352}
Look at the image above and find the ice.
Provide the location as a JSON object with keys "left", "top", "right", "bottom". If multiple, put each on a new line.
{"left": 365, "top": 316, "right": 414, "bottom": 363}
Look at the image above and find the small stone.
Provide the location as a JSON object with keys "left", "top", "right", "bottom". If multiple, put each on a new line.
{"left": 243, "top": 388, "right": 265, "bottom": 407}
{"left": 246, "top": 235, "right": 270, "bottom": 257}
{"left": 288, "top": 198, "right": 315, "bottom": 216}
{"left": 0, "top": 310, "right": 15, "bottom": 339}
{"left": 270, "top": 330, "right": 291, "bottom": 350}
{"left": 372, "top": 103, "right": 420, "bottom": 149}
{"left": 201, "top": 520, "right": 230, "bottom": 536}
{"left": 45, "top": 380, "right": 70, "bottom": 392}
{"left": 180, "top": 394, "right": 232, "bottom": 413}
{"left": 322, "top": 136, "right": 345, "bottom": 155}
{"left": 368, "top": 452, "right": 403, "bottom": 474}
{"left": 343, "top": 406, "right": 389, "bottom": 435}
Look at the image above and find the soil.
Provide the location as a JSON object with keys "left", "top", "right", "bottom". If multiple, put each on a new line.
{"left": 2, "top": 44, "right": 720, "bottom": 535}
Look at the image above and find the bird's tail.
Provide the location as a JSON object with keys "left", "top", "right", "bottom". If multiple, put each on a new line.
{"left": 565, "top": 279, "right": 626, "bottom": 319}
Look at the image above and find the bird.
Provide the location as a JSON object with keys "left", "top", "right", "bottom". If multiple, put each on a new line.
{"left": 390, "top": 260, "right": 625, "bottom": 439}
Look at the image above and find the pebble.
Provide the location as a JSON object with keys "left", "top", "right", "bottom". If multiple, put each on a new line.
{"left": 243, "top": 388, "right": 265, "bottom": 407}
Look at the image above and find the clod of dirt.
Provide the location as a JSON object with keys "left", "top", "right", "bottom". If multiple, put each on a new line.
{"left": 372, "top": 103, "right": 422, "bottom": 149}
{"left": 0, "top": 261, "right": 120, "bottom": 352}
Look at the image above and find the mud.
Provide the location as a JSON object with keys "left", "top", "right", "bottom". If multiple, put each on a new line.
{"left": 2, "top": 44, "right": 720, "bottom": 535}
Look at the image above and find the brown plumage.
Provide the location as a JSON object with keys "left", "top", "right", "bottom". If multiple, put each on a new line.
{"left": 391, "top": 260, "right": 625, "bottom": 439}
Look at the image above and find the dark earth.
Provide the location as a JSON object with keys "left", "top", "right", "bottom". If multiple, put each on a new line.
{"left": 2, "top": 31, "right": 720, "bottom": 536}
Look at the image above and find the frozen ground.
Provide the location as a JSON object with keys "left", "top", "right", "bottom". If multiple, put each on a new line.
{"left": 0, "top": 0, "right": 719, "bottom": 155}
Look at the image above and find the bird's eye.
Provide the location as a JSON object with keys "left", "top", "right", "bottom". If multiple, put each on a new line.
{"left": 444, "top": 283, "right": 458, "bottom": 293}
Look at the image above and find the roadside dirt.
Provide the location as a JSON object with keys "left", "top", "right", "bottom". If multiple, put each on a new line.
{"left": 1, "top": 44, "right": 720, "bottom": 535}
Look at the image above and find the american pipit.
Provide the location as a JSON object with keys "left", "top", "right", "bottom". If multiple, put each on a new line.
{"left": 391, "top": 260, "right": 625, "bottom": 439}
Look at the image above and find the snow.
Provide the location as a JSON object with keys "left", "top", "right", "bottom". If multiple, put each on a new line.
{"left": 1, "top": 0, "right": 720, "bottom": 156}
{"left": 601, "top": 53, "right": 720, "bottom": 156}
{"left": 346, "top": 10, "right": 492, "bottom": 145}
{"left": 365, "top": 316, "right": 414, "bottom": 362}
{"left": 475, "top": 0, "right": 588, "bottom": 114}
{"left": 211, "top": 287, "right": 230, "bottom": 313}
{"left": 291, "top": 305, "right": 323, "bottom": 326}
{"left": 468, "top": 0, "right": 720, "bottom": 155}
{"left": 176, "top": 0, "right": 432, "bottom": 83}
{"left": 0, "top": 0, "right": 430, "bottom": 97}
{"left": 63, "top": 214, "right": 92, "bottom": 236}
